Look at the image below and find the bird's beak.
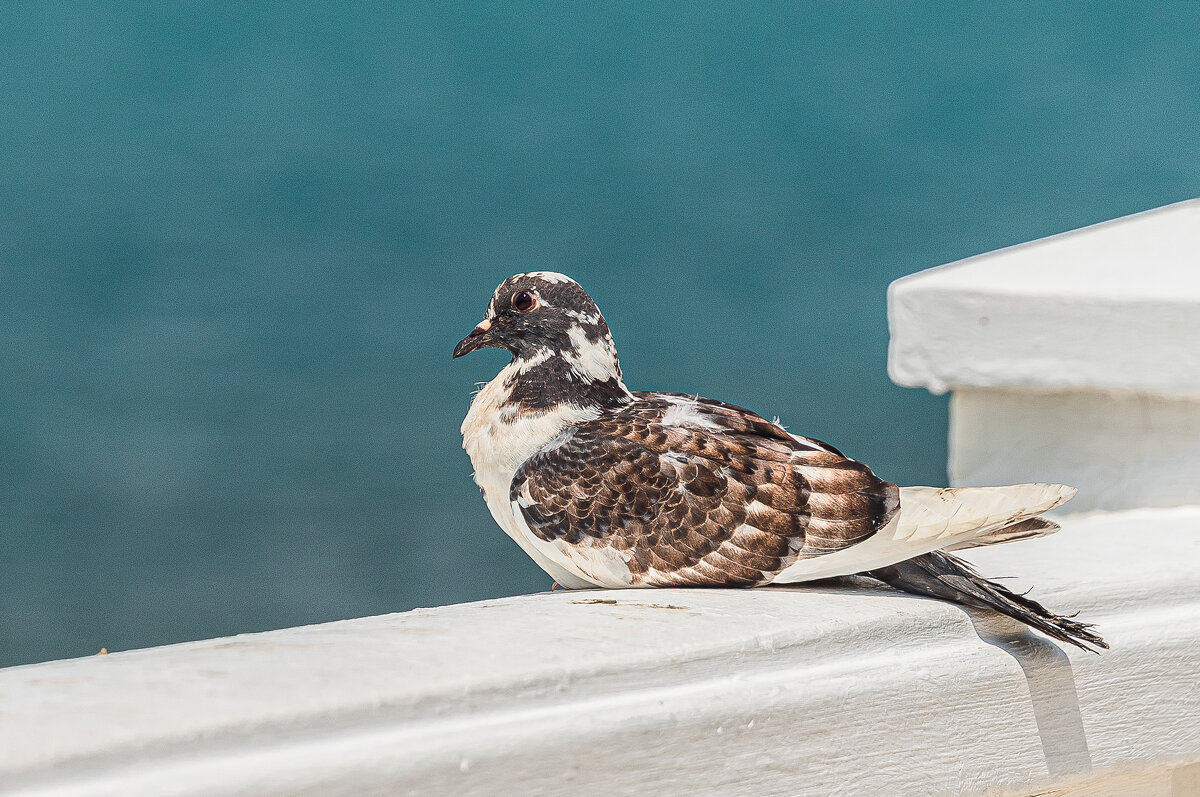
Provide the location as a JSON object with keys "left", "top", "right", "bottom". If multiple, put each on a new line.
{"left": 452, "top": 318, "right": 495, "bottom": 358}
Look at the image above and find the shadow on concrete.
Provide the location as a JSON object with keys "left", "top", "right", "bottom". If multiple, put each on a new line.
{"left": 964, "top": 608, "right": 1093, "bottom": 779}
{"left": 762, "top": 576, "right": 1095, "bottom": 780}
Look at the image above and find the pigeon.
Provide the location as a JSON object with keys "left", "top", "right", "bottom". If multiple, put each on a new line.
{"left": 454, "top": 272, "right": 1107, "bottom": 651}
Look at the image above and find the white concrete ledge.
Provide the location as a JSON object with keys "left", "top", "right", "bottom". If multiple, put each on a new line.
{"left": 949, "top": 388, "right": 1200, "bottom": 513}
{"left": 888, "top": 198, "right": 1200, "bottom": 513}
{"left": 888, "top": 198, "right": 1200, "bottom": 398}
{"left": 3, "top": 508, "right": 1199, "bottom": 796}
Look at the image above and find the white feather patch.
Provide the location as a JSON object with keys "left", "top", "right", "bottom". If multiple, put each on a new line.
{"left": 524, "top": 270, "right": 575, "bottom": 284}
{"left": 660, "top": 401, "right": 722, "bottom": 431}
{"left": 516, "top": 347, "right": 553, "bottom": 373}
{"left": 547, "top": 535, "right": 635, "bottom": 586}
{"left": 565, "top": 309, "right": 603, "bottom": 326}
{"left": 562, "top": 324, "right": 624, "bottom": 385}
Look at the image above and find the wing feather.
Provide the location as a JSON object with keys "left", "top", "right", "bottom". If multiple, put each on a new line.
{"left": 511, "top": 393, "right": 899, "bottom": 587}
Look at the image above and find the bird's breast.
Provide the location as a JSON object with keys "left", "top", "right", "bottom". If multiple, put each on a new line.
{"left": 461, "top": 364, "right": 601, "bottom": 503}
{"left": 460, "top": 365, "right": 600, "bottom": 589}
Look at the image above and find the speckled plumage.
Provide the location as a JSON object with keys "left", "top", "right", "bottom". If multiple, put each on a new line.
{"left": 513, "top": 392, "right": 897, "bottom": 587}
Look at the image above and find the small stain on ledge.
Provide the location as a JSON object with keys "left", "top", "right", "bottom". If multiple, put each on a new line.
{"left": 569, "top": 599, "right": 688, "bottom": 610}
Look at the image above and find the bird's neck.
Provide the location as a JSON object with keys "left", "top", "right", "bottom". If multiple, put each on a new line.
{"left": 503, "top": 341, "right": 632, "bottom": 412}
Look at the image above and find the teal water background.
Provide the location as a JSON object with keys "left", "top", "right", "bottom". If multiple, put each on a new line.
{"left": 3, "top": 4, "right": 1200, "bottom": 667}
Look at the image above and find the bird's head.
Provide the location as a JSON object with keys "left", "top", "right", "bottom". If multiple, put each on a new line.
{"left": 453, "top": 272, "right": 610, "bottom": 362}
{"left": 454, "top": 272, "right": 629, "bottom": 403}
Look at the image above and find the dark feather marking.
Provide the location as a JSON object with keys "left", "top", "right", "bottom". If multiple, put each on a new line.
{"left": 865, "top": 551, "right": 1108, "bottom": 652}
{"left": 506, "top": 363, "right": 630, "bottom": 411}
{"left": 512, "top": 394, "right": 899, "bottom": 586}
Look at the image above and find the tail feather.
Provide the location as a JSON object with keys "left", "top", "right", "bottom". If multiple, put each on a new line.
{"left": 943, "top": 517, "right": 1060, "bottom": 552}
{"left": 896, "top": 483, "right": 1076, "bottom": 545}
{"left": 864, "top": 550, "right": 1108, "bottom": 652}
{"left": 773, "top": 483, "right": 1078, "bottom": 584}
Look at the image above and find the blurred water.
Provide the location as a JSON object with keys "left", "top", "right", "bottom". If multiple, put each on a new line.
{"left": 2, "top": 3, "right": 1199, "bottom": 667}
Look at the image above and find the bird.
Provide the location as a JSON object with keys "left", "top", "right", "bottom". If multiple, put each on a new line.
{"left": 453, "top": 272, "right": 1107, "bottom": 651}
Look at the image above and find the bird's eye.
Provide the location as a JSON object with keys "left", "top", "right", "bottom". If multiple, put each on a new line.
{"left": 512, "top": 290, "right": 537, "bottom": 313}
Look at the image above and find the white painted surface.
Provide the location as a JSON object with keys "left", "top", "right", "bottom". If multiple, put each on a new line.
{"left": 950, "top": 388, "right": 1200, "bottom": 513}
{"left": 2, "top": 508, "right": 1199, "bottom": 796}
{"left": 888, "top": 197, "right": 1200, "bottom": 512}
{"left": 888, "top": 198, "right": 1200, "bottom": 397}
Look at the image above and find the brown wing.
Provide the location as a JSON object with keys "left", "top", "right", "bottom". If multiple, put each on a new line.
{"left": 511, "top": 394, "right": 899, "bottom": 587}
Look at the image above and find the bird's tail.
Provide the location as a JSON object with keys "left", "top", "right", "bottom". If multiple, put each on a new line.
{"left": 864, "top": 550, "right": 1108, "bottom": 652}
{"left": 943, "top": 516, "right": 1061, "bottom": 551}
{"left": 895, "top": 483, "right": 1075, "bottom": 545}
